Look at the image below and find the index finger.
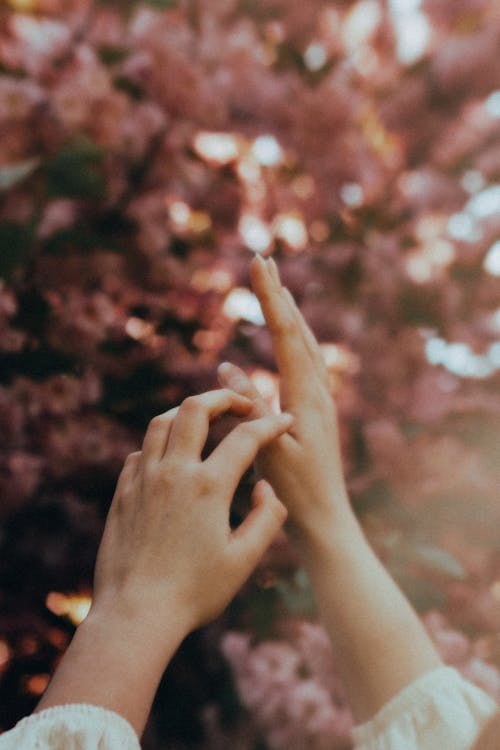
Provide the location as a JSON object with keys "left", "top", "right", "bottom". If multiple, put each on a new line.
{"left": 167, "top": 389, "right": 254, "bottom": 459}
{"left": 204, "top": 412, "right": 295, "bottom": 499}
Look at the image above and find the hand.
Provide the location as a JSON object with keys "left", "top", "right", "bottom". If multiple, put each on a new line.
{"left": 219, "top": 258, "right": 443, "bottom": 725}
{"left": 218, "top": 255, "right": 354, "bottom": 554}
{"left": 92, "top": 388, "right": 294, "bottom": 635}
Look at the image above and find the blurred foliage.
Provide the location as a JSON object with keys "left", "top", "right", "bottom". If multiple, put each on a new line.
{"left": 0, "top": 0, "right": 500, "bottom": 747}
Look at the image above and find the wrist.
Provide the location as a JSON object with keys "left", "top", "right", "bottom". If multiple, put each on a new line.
{"left": 36, "top": 593, "right": 187, "bottom": 735}
{"left": 289, "top": 501, "right": 366, "bottom": 572}
{"left": 84, "top": 588, "right": 190, "bottom": 660}
{"left": 288, "top": 491, "right": 359, "bottom": 550}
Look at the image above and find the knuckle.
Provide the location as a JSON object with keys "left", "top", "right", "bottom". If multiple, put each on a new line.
{"left": 235, "top": 420, "right": 262, "bottom": 446}
{"left": 272, "top": 314, "right": 296, "bottom": 336}
{"left": 235, "top": 420, "right": 258, "bottom": 443}
{"left": 149, "top": 414, "right": 167, "bottom": 429}
{"left": 317, "top": 386, "right": 335, "bottom": 410}
{"left": 127, "top": 450, "right": 141, "bottom": 461}
{"left": 220, "top": 387, "right": 239, "bottom": 400}
{"left": 270, "top": 498, "right": 287, "bottom": 524}
{"left": 200, "top": 465, "right": 218, "bottom": 492}
{"left": 180, "top": 395, "right": 201, "bottom": 413}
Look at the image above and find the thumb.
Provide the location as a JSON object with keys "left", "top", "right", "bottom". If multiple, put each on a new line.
{"left": 229, "top": 479, "right": 287, "bottom": 577}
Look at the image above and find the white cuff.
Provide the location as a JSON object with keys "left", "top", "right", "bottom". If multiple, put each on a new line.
{"left": 352, "top": 666, "right": 498, "bottom": 749}
{"left": 0, "top": 703, "right": 140, "bottom": 750}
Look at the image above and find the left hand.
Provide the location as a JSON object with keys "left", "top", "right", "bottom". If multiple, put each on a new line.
{"left": 91, "top": 389, "right": 294, "bottom": 635}
{"left": 218, "top": 256, "right": 352, "bottom": 555}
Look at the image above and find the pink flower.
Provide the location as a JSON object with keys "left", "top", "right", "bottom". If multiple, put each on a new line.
{"left": 0, "top": 451, "right": 44, "bottom": 509}
{"left": 0, "top": 75, "right": 45, "bottom": 121}
{"left": 50, "top": 44, "right": 112, "bottom": 130}
{"left": 37, "top": 199, "right": 80, "bottom": 238}
{"left": 431, "top": 28, "right": 500, "bottom": 99}
{"left": 221, "top": 624, "right": 353, "bottom": 749}
{"left": 120, "top": 101, "right": 168, "bottom": 159}
{"left": 88, "top": 8, "right": 127, "bottom": 48}
{"left": 1, "top": 15, "right": 71, "bottom": 78}
{"left": 42, "top": 413, "right": 137, "bottom": 478}
{"left": 46, "top": 288, "right": 123, "bottom": 358}
{"left": 126, "top": 190, "right": 170, "bottom": 256}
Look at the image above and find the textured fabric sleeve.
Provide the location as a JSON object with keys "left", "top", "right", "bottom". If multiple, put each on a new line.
{"left": 0, "top": 704, "right": 141, "bottom": 750}
{"left": 352, "top": 665, "right": 499, "bottom": 750}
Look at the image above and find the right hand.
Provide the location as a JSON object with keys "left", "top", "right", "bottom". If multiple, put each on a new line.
{"left": 218, "top": 255, "right": 355, "bottom": 553}
{"left": 92, "top": 387, "right": 293, "bottom": 635}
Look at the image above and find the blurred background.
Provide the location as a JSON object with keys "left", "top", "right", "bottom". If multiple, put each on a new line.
{"left": 0, "top": 0, "right": 500, "bottom": 747}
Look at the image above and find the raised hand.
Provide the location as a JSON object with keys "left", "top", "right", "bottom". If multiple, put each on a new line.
{"left": 35, "top": 389, "right": 294, "bottom": 736}
{"left": 219, "top": 256, "right": 442, "bottom": 723}
{"left": 218, "top": 254, "right": 354, "bottom": 555}
{"left": 92, "top": 388, "right": 294, "bottom": 633}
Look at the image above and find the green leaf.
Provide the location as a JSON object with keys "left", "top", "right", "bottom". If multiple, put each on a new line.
{"left": 146, "top": 0, "right": 176, "bottom": 7}
{"left": 274, "top": 568, "right": 317, "bottom": 617}
{"left": 45, "top": 135, "right": 107, "bottom": 200}
{"left": 0, "top": 158, "right": 41, "bottom": 192}
{"left": 412, "top": 543, "right": 466, "bottom": 579}
{"left": 98, "top": 46, "right": 130, "bottom": 66}
{"left": 41, "top": 226, "right": 105, "bottom": 255}
{"left": 0, "top": 222, "right": 34, "bottom": 279}
{"left": 393, "top": 572, "right": 446, "bottom": 613}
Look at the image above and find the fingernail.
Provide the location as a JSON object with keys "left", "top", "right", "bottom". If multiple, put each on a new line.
{"left": 278, "top": 412, "right": 294, "bottom": 425}
{"left": 255, "top": 253, "right": 266, "bottom": 266}
{"left": 265, "top": 257, "right": 281, "bottom": 290}
{"left": 218, "top": 361, "right": 235, "bottom": 376}
{"left": 269, "top": 256, "right": 279, "bottom": 276}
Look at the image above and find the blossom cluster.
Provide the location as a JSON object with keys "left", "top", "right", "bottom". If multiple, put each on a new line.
{"left": 1, "top": 0, "right": 500, "bottom": 746}
{"left": 221, "top": 613, "right": 500, "bottom": 750}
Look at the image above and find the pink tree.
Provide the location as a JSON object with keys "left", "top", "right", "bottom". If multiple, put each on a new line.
{"left": 0, "top": 1, "right": 500, "bottom": 746}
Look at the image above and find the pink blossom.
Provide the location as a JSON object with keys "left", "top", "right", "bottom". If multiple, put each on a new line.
{"left": 37, "top": 199, "right": 80, "bottom": 238}
{"left": 126, "top": 190, "right": 170, "bottom": 256}
{"left": 42, "top": 414, "right": 137, "bottom": 478}
{"left": 431, "top": 28, "right": 500, "bottom": 99}
{"left": 46, "top": 288, "right": 123, "bottom": 357}
{"left": 120, "top": 101, "right": 168, "bottom": 159}
{"left": 88, "top": 8, "right": 127, "bottom": 48}
{"left": 50, "top": 44, "right": 112, "bottom": 130}
{"left": 0, "top": 451, "right": 44, "bottom": 509}
{"left": 221, "top": 624, "right": 353, "bottom": 749}
{"left": 0, "top": 75, "right": 45, "bottom": 121}
{"left": 1, "top": 15, "right": 72, "bottom": 77}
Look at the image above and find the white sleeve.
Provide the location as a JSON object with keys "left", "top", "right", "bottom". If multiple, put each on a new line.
{"left": 0, "top": 704, "right": 141, "bottom": 750}
{"left": 352, "top": 665, "right": 498, "bottom": 750}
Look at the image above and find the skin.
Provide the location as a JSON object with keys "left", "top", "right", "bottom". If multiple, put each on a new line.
{"left": 473, "top": 713, "right": 500, "bottom": 750}
{"left": 35, "top": 388, "right": 295, "bottom": 737}
{"left": 217, "top": 254, "right": 442, "bottom": 723}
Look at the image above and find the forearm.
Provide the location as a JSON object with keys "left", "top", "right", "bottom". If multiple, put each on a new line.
{"left": 35, "top": 600, "right": 187, "bottom": 738}
{"left": 296, "top": 502, "right": 442, "bottom": 724}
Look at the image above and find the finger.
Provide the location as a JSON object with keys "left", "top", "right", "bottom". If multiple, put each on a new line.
{"left": 141, "top": 409, "right": 177, "bottom": 463}
{"left": 217, "top": 362, "right": 270, "bottom": 418}
{"left": 267, "top": 256, "right": 328, "bottom": 381}
{"left": 228, "top": 479, "right": 287, "bottom": 577}
{"left": 205, "top": 412, "right": 295, "bottom": 497}
{"left": 167, "top": 389, "right": 254, "bottom": 459}
{"left": 112, "top": 451, "right": 142, "bottom": 510}
{"left": 113, "top": 451, "right": 141, "bottom": 496}
{"left": 250, "top": 255, "right": 319, "bottom": 402}
{"left": 281, "top": 286, "right": 329, "bottom": 382}
{"left": 266, "top": 254, "right": 281, "bottom": 287}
